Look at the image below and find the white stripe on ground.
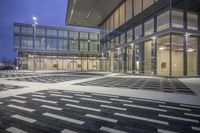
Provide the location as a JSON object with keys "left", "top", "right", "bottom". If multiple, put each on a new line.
{"left": 32, "top": 98, "right": 57, "bottom": 104}
{"left": 184, "top": 113, "right": 200, "bottom": 118}
{"left": 43, "top": 113, "right": 84, "bottom": 125}
{"left": 100, "top": 105, "right": 127, "bottom": 111}
{"left": 75, "top": 94, "right": 92, "bottom": 98}
{"left": 80, "top": 98, "right": 111, "bottom": 104}
{"left": 100, "top": 126, "right": 128, "bottom": 133}
{"left": 60, "top": 98, "right": 80, "bottom": 103}
{"left": 92, "top": 93, "right": 119, "bottom": 98}
{"left": 12, "top": 96, "right": 27, "bottom": 99}
{"left": 65, "top": 104, "right": 101, "bottom": 112}
{"left": 41, "top": 105, "right": 62, "bottom": 111}
{"left": 159, "top": 114, "right": 199, "bottom": 123}
{"left": 129, "top": 98, "right": 166, "bottom": 104}
{"left": 180, "top": 104, "right": 200, "bottom": 109}
{"left": 157, "top": 129, "right": 178, "bottom": 133}
{"left": 11, "top": 114, "right": 36, "bottom": 123}
{"left": 32, "top": 92, "right": 45, "bottom": 95}
{"left": 192, "top": 126, "right": 200, "bottom": 131}
{"left": 32, "top": 95, "right": 46, "bottom": 98}
{"left": 85, "top": 114, "right": 117, "bottom": 123}
{"left": 63, "top": 90, "right": 84, "bottom": 94}
{"left": 114, "top": 113, "right": 168, "bottom": 125}
{"left": 61, "top": 129, "right": 78, "bottom": 133}
{"left": 50, "top": 94, "right": 73, "bottom": 98}
{"left": 7, "top": 104, "right": 34, "bottom": 112}
{"left": 123, "top": 104, "right": 166, "bottom": 112}
{"left": 110, "top": 98, "right": 132, "bottom": 103}
{"left": 48, "top": 91, "right": 61, "bottom": 94}
{"left": 6, "top": 127, "right": 28, "bottom": 133}
{"left": 159, "top": 105, "right": 191, "bottom": 111}
{"left": 10, "top": 99, "right": 27, "bottom": 104}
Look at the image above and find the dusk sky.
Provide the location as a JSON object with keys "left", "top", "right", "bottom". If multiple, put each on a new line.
{"left": 0, "top": 0, "right": 97, "bottom": 63}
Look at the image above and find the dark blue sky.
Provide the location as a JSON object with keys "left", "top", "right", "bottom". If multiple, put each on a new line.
{"left": 0, "top": 0, "right": 97, "bottom": 63}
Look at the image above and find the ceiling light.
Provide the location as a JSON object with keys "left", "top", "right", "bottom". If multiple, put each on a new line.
{"left": 187, "top": 49, "right": 195, "bottom": 52}
{"left": 159, "top": 47, "right": 165, "bottom": 50}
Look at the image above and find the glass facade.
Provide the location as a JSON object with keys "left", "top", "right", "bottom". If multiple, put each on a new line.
{"left": 99, "top": 0, "right": 200, "bottom": 76}
{"left": 14, "top": 23, "right": 100, "bottom": 71}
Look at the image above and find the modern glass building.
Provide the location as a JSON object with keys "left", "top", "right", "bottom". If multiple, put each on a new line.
{"left": 66, "top": 0, "right": 200, "bottom": 77}
{"left": 14, "top": 23, "right": 100, "bottom": 71}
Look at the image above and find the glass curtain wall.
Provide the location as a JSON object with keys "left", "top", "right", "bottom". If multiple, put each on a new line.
{"left": 144, "top": 41, "right": 153, "bottom": 74}
{"left": 187, "top": 36, "right": 198, "bottom": 76}
{"left": 171, "top": 34, "right": 184, "bottom": 76}
{"left": 157, "top": 35, "right": 170, "bottom": 76}
{"left": 157, "top": 11, "right": 170, "bottom": 31}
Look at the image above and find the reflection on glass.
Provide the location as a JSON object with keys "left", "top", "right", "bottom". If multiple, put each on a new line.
{"left": 157, "top": 35, "right": 170, "bottom": 76}
{"left": 187, "top": 36, "right": 197, "bottom": 76}
{"left": 157, "top": 11, "right": 170, "bottom": 31}
{"left": 171, "top": 35, "right": 183, "bottom": 76}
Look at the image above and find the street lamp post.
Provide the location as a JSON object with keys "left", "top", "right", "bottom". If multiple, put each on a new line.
{"left": 32, "top": 16, "right": 38, "bottom": 72}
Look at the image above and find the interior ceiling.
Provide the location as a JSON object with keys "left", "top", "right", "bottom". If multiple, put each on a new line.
{"left": 66, "top": 0, "right": 124, "bottom": 28}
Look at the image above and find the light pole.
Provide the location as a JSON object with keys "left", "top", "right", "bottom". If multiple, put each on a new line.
{"left": 32, "top": 16, "right": 38, "bottom": 72}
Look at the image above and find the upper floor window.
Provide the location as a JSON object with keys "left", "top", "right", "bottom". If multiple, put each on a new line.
{"left": 187, "top": 12, "right": 198, "bottom": 30}
{"left": 172, "top": 10, "right": 183, "bottom": 28}
{"left": 58, "top": 30, "right": 68, "bottom": 38}
{"left": 21, "top": 27, "right": 33, "bottom": 35}
{"left": 143, "top": 0, "right": 154, "bottom": 10}
{"left": 144, "top": 18, "right": 154, "bottom": 36}
{"left": 47, "top": 29, "right": 57, "bottom": 37}
{"left": 157, "top": 11, "right": 170, "bottom": 31}
{"left": 14, "top": 26, "right": 20, "bottom": 34}
{"left": 135, "top": 25, "right": 142, "bottom": 39}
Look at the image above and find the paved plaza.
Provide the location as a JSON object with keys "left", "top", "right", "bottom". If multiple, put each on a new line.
{"left": 0, "top": 71, "right": 200, "bottom": 133}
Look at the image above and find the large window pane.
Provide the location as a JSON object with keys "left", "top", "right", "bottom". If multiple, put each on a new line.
{"left": 110, "top": 14, "right": 114, "bottom": 32}
{"left": 144, "top": 18, "right": 154, "bottom": 36}
{"left": 172, "top": 10, "right": 183, "bottom": 28}
{"left": 187, "top": 13, "right": 198, "bottom": 30}
{"left": 22, "top": 36, "right": 33, "bottom": 49}
{"left": 115, "top": 36, "right": 120, "bottom": 46}
{"left": 58, "top": 39, "right": 68, "bottom": 51}
{"left": 135, "top": 25, "right": 142, "bottom": 39}
{"left": 143, "top": 0, "right": 154, "bottom": 10}
{"left": 80, "top": 32, "right": 88, "bottom": 40}
{"left": 157, "top": 11, "right": 170, "bottom": 31}
{"left": 69, "top": 31, "right": 78, "bottom": 39}
{"left": 69, "top": 40, "right": 78, "bottom": 52}
{"left": 58, "top": 30, "right": 68, "bottom": 38}
{"left": 121, "top": 33, "right": 126, "bottom": 44}
{"left": 126, "top": 46, "right": 132, "bottom": 71}
{"left": 47, "top": 29, "right": 57, "bottom": 37}
{"left": 21, "top": 27, "right": 33, "bottom": 35}
{"left": 36, "top": 28, "right": 45, "bottom": 36}
{"left": 35, "top": 37, "right": 45, "bottom": 50}
{"left": 187, "top": 36, "right": 197, "bottom": 76}
{"left": 47, "top": 38, "right": 57, "bottom": 50}
{"left": 90, "top": 41, "right": 99, "bottom": 52}
{"left": 144, "top": 41, "right": 153, "bottom": 74}
{"left": 114, "top": 9, "right": 119, "bottom": 29}
{"left": 90, "top": 33, "right": 98, "bottom": 40}
{"left": 171, "top": 35, "right": 184, "bottom": 76}
{"left": 80, "top": 40, "right": 88, "bottom": 52}
{"left": 127, "top": 29, "right": 132, "bottom": 43}
{"left": 134, "top": 0, "right": 142, "bottom": 16}
{"left": 126, "top": 0, "right": 132, "bottom": 21}
{"left": 106, "top": 18, "right": 110, "bottom": 34}
{"left": 14, "top": 36, "right": 20, "bottom": 48}
{"left": 157, "top": 35, "right": 170, "bottom": 76}
{"left": 14, "top": 26, "right": 20, "bottom": 34}
{"left": 119, "top": 2, "right": 125, "bottom": 26}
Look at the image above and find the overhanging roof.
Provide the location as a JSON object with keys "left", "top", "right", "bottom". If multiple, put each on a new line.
{"left": 66, "top": 0, "right": 125, "bottom": 28}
